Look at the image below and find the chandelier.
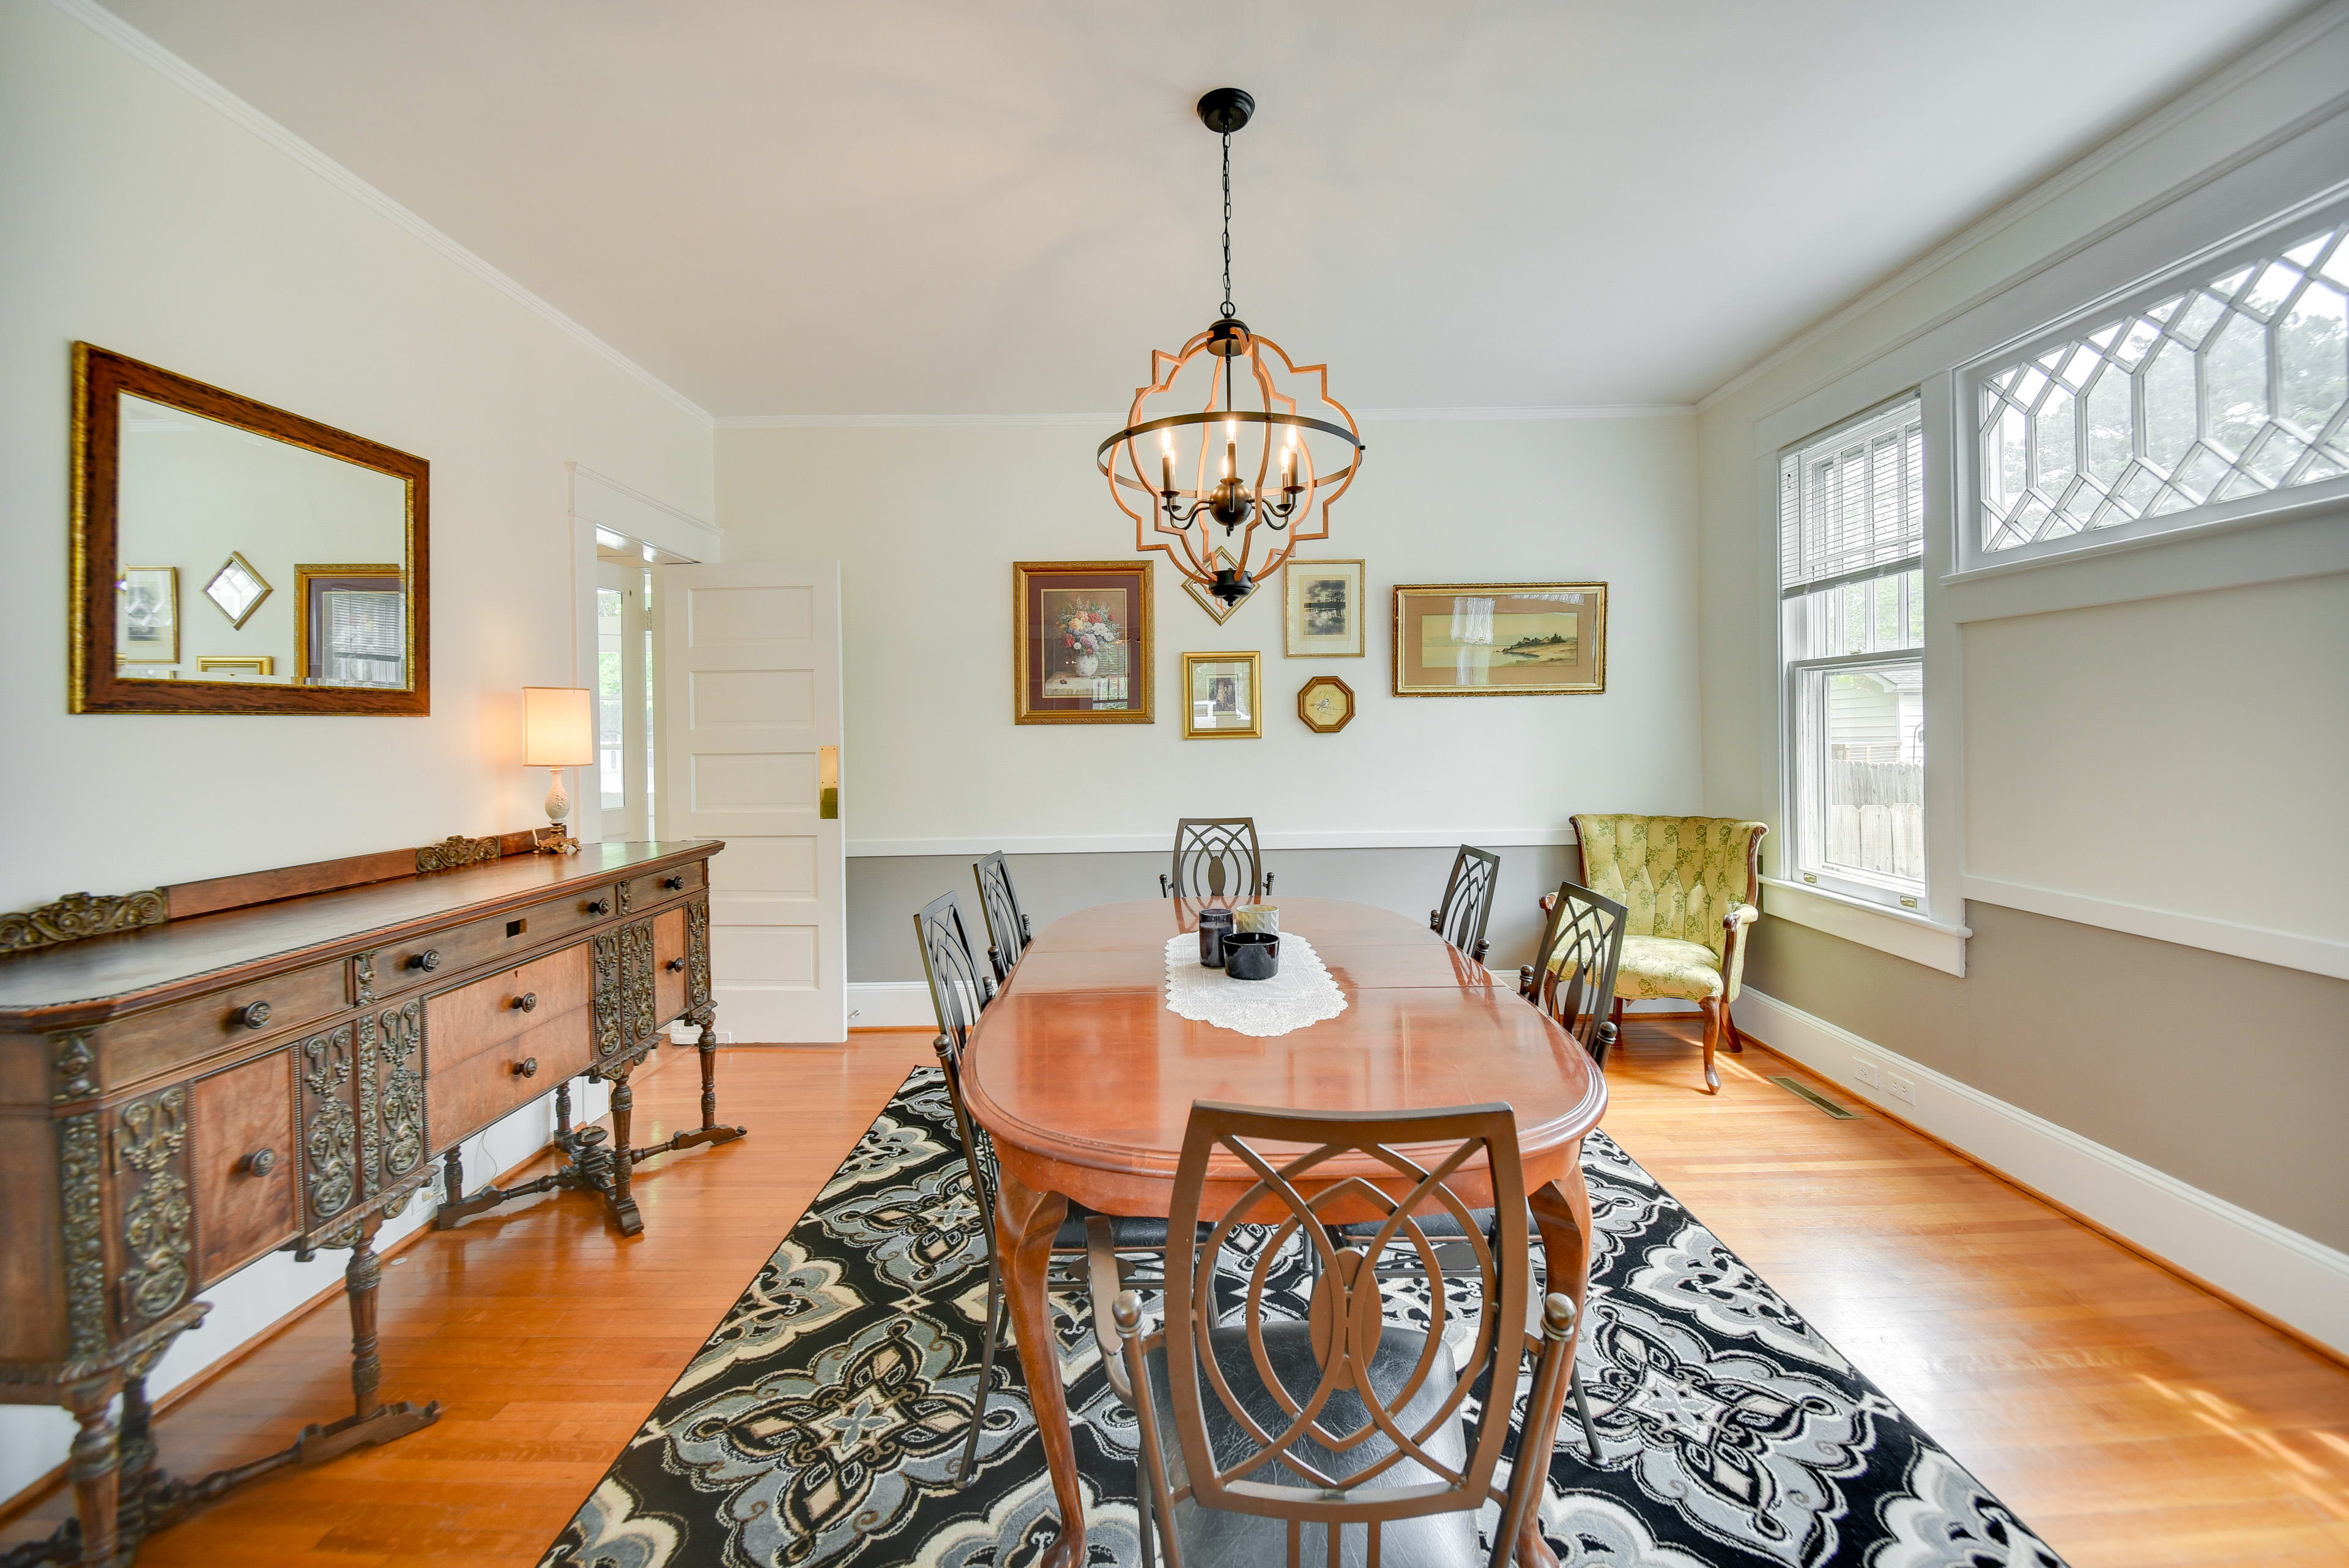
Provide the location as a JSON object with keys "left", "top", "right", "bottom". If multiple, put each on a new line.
{"left": 1097, "top": 88, "right": 1365, "bottom": 604}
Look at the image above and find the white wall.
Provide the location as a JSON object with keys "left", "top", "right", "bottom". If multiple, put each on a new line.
{"left": 716, "top": 414, "right": 1701, "bottom": 864}
{"left": 0, "top": 0, "right": 711, "bottom": 1507}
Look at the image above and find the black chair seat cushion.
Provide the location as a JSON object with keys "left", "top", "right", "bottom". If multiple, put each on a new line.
{"left": 1335, "top": 1208, "right": 1496, "bottom": 1243}
{"left": 1055, "top": 1212, "right": 1171, "bottom": 1250}
{"left": 1144, "top": 1320, "right": 1479, "bottom": 1568}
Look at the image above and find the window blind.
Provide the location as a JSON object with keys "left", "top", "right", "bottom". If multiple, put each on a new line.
{"left": 1779, "top": 398, "right": 1924, "bottom": 596}
{"left": 323, "top": 589, "right": 404, "bottom": 686}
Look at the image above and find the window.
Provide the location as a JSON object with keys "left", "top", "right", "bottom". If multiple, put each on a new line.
{"left": 319, "top": 589, "right": 403, "bottom": 686}
{"left": 1970, "top": 211, "right": 2349, "bottom": 566}
{"left": 1780, "top": 397, "right": 1926, "bottom": 909}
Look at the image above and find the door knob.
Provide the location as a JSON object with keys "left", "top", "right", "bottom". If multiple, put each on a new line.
{"left": 409, "top": 949, "right": 441, "bottom": 972}
{"left": 239, "top": 1148, "right": 277, "bottom": 1176}
{"left": 512, "top": 1058, "right": 538, "bottom": 1078}
{"left": 511, "top": 992, "right": 538, "bottom": 1013}
{"left": 237, "top": 1000, "right": 273, "bottom": 1030}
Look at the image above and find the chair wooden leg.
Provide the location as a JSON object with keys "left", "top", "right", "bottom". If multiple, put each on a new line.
{"left": 1697, "top": 998, "right": 1723, "bottom": 1094}
{"left": 1723, "top": 1000, "right": 1745, "bottom": 1053}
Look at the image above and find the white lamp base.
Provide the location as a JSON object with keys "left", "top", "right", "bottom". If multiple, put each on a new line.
{"left": 536, "top": 766, "right": 580, "bottom": 855}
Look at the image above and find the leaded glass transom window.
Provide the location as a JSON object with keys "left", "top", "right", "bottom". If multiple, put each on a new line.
{"left": 1976, "top": 220, "right": 2349, "bottom": 555}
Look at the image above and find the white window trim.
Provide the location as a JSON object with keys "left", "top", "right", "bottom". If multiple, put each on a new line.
{"left": 1950, "top": 185, "right": 2349, "bottom": 581}
{"left": 1758, "top": 874, "right": 1970, "bottom": 976}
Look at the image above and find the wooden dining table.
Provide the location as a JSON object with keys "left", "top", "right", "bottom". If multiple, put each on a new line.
{"left": 962, "top": 896, "right": 1608, "bottom": 1568}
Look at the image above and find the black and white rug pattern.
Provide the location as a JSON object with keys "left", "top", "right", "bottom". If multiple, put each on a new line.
{"left": 540, "top": 1068, "right": 2064, "bottom": 1568}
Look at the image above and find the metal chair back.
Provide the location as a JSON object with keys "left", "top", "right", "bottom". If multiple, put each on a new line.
{"left": 971, "top": 851, "right": 1033, "bottom": 983}
{"left": 1525, "top": 880, "right": 1627, "bottom": 1066}
{"left": 1429, "top": 845, "right": 1500, "bottom": 964}
{"left": 1162, "top": 817, "right": 1272, "bottom": 901}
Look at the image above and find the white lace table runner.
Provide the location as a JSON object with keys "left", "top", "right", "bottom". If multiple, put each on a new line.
{"left": 1163, "top": 932, "right": 1349, "bottom": 1038}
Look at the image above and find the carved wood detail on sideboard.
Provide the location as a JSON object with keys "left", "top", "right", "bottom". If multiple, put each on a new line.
{"left": 0, "top": 837, "right": 735, "bottom": 1567}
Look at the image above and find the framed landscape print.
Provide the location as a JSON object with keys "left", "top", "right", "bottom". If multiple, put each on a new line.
{"left": 1284, "top": 558, "right": 1364, "bottom": 656}
{"left": 1013, "top": 560, "right": 1153, "bottom": 724}
{"left": 115, "top": 565, "right": 177, "bottom": 666}
{"left": 1182, "top": 650, "right": 1262, "bottom": 738}
{"left": 1392, "top": 582, "right": 1607, "bottom": 696}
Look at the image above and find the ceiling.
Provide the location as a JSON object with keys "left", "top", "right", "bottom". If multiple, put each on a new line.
{"left": 108, "top": 1, "right": 2308, "bottom": 418}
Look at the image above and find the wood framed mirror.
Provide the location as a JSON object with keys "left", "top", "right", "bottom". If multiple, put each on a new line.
{"left": 71, "top": 343, "right": 429, "bottom": 715}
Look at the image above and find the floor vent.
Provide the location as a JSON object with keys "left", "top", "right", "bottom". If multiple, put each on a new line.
{"left": 1770, "top": 1076, "right": 1859, "bottom": 1119}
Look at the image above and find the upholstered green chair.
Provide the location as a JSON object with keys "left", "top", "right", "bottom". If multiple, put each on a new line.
{"left": 1542, "top": 816, "right": 1767, "bottom": 1093}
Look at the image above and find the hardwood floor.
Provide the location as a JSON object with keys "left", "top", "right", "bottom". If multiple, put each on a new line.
{"left": 4, "top": 1020, "right": 2345, "bottom": 1566}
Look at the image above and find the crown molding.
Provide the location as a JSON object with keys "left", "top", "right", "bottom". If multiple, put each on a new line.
{"left": 50, "top": 0, "right": 714, "bottom": 429}
{"left": 1694, "top": 0, "right": 2349, "bottom": 415}
{"left": 713, "top": 403, "right": 1691, "bottom": 430}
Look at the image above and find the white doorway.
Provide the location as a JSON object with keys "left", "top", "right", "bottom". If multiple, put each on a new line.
{"left": 593, "top": 554, "right": 656, "bottom": 842}
{"left": 658, "top": 561, "right": 846, "bottom": 1044}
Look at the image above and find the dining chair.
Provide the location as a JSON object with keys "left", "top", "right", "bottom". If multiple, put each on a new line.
{"left": 1429, "top": 844, "right": 1501, "bottom": 964}
{"left": 1558, "top": 815, "right": 1766, "bottom": 1093}
{"left": 971, "top": 851, "right": 1033, "bottom": 984}
{"left": 1091, "top": 1100, "right": 1586, "bottom": 1568}
{"left": 1519, "top": 880, "right": 1628, "bottom": 1070}
{"left": 911, "top": 891, "right": 1170, "bottom": 1485}
{"left": 1160, "top": 817, "right": 1274, "bottom": 901}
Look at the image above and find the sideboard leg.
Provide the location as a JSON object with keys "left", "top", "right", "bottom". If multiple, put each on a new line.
{"left": 604, "top": 1074, "right": 644, "bottom": 1236}
{"left": 699, "top": 1013, "right": 719, "bottom": 1130}
{"left": 64, "top": 1376, "right": 121, "bottom": 1568}
{"left": 346, "top": 1215, "right": 385, "bottom": 1421}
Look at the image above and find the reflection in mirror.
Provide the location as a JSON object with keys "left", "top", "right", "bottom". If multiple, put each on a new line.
{"left": 115, "top": 392, "right": 410, "bottom": 688}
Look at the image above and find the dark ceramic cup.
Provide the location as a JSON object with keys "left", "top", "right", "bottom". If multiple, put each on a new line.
{"left": 1223, "top": 929, "right": 1280, "bottom": 981}
{"left": 1197, "top": 908, "right": 1235, "bottom": 968}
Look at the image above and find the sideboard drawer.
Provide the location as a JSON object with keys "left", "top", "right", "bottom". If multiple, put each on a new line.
{"left": 424, "top": 944, "right": 592, "bottom": 1072}
{"left": 191, "top": 1048, "right": 297, "bottom": 1283}
{"left": 426, "top": 1005, "right": 594, "bottom": 1143}
{"left": 628, "top": 862, "right": 702, "bottom": 912}
{"left": 373, "top": 886, "right": 618, "bottom": 997}
{"left": 109, "top": 959, "right": 347, "bottom": 1090}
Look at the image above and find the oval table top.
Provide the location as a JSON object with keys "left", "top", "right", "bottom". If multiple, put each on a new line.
{"left": 962, "top": 896, "right": 1607, "bottom": 1216}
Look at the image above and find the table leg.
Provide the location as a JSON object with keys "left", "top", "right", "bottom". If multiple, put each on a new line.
{"left": 994, "top": 1169, "right": 1084, "bottom": 1568}
{"left": 62, "top": 1375, "right": 121, "bottom": 1568}
{"left": 1523, "top": 1149, "right": 1595, "bottom": 1568}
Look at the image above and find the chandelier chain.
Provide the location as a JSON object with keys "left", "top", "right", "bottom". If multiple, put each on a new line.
{"left": 1220, "top": 132, "right": 1234, "bottom": 319}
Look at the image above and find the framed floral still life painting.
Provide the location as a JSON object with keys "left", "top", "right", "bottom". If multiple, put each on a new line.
{"left": 1392, "top": 582, "right": 1606, "bottom": 696}
{"left": 1284, "top": 558, "right": 1364, "bottom": 656}
{"left": 1182, "top": 650, "right": 1261, "bottom": 738}
{"left": 1013, "top": 560, "right": 1153, "bottom": 724}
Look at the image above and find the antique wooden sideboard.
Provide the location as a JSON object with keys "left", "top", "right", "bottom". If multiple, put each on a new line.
{"left": 0, "top": 834, "right": 741, "bottom": 1567}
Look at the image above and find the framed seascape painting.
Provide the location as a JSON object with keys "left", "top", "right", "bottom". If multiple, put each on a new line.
{"left": 1182, "top": 651, "right": 1262, "bottom": 738}
{"left": 1283, "top": 558, "right": 1364, "bottom": 656}
{"left": 1392, "top": 582, "right": 1607, "bottom": 696}
{"left": 1013, "top": 560, "right": 1154, "bottom": 724}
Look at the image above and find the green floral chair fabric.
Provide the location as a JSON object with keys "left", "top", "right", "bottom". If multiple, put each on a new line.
{"left": 1563, "top": 814, "right": 1766, "bottom": 1092}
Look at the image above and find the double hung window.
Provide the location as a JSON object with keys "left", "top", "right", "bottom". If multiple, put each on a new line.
{"left": 1779, "top": 397, "right": 1926, "bottom": 909}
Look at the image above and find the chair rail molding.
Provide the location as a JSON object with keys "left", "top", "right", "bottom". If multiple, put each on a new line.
{"left": 1961, "top": 875, "right": 2349, "bottom": 981}
{"left": 848, "top": 827, "right": 1581, "bottom": 858}
{"left": 1737, "top": 989, "right": 2349, "bottom": 1357}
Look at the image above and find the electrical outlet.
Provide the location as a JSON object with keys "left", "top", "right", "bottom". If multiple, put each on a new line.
{"left": 1852, "top": 1058, "right": 1879, "bottom": 1088}
{"left": 1886, "top": 1072, "right": 1916, "bottom": 1105}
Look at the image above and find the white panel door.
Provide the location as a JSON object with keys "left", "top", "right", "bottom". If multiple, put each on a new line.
{"left": 659, "top": 561, "right": 845, "bottom": 1042}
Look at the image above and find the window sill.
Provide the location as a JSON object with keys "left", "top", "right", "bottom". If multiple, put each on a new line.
{"left": 1758, "top": 875, "right": 1969, "bottom": 977}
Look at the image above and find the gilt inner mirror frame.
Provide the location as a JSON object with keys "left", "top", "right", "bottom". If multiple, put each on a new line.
{"left": 71, "top": 343, "right": 430, "bottom": 715}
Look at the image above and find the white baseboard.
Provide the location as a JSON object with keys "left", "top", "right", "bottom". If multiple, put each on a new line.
{"left": 848, "top": 981, "right": 937, "bottom": 1028}
{"left": 1737, "top": 988, "right": 2349, "bottom": 1354}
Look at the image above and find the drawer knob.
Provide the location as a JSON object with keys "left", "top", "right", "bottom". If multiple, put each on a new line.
{"left": 239, "top": 1148, "right": 278, "bottom": 1177}
{"left": 662, "top": 875, "right": 684, "bottom": 890}
{"left": 666, "top": 957, "right": 685, "bottom": 973}
{"left": 410, "top": 949, "right": 442, "bottom": 973}
{"left": 512, "top": 1057, "right": 538, "bottom": 1079}
{"left": 585, "top": 898, "right": 612, "bottom": 916}
{"left": 237, "top": 1000, "right": 273, "bottom": 1031}
{"left": 511, "top": 992, "right": 538, "bottom": 1013}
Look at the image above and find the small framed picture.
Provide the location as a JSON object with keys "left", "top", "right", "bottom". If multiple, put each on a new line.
{"left": 1182, "top": 651, "right": 1262, "bottom": 738}
{"left": 115, "top": 565, "right": 178, "bottom": 666}
{"left": 1393, "top": 582, "right": 1607, "bottom": 696}
{"left": 1014, "top": 560, "right": 1154, "bottom": 724}
{"left": 1182, "top": 546, "right": 1261, "bottom": 625}
{"left": 1284, "top": 559, "right": 1364, "bottom": 656}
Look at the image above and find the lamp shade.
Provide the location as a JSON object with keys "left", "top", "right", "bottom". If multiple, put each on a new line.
{"left": 522, "top": 686, "right": 595, "bottom": 767}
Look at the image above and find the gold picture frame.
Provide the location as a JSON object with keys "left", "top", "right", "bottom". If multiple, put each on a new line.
{"left": 195, "top": 655, "right": 273, "bottom": 676}
{"left": 295, "top": 563, "right": 404, "bottom": 686}
{"left": 1297, "top": 674, "right": 1356, "bottom": 732}
{"left": 1392, "top": 582, "right": 1608, "bottom": 696}
{"left": 1284, "top": 558, "right": 1364, "bottom": 656}
{"left": 1013, "top": 560, "right": 1154, "bottom": 724}
{"left": 115, "top": 565, "right": 177, "bottom": 666}
{"left": 1182, "top": 650, "right": 1263, "bottom": 738}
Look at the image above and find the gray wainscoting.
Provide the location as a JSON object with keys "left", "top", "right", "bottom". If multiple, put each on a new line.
{"left": 849, "top": 843, "right": 1581, "bottom": 984}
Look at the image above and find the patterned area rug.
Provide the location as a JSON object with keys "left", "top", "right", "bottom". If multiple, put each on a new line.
{"left": 539, "top": 1067, "right": 2065, "bottom": 1568}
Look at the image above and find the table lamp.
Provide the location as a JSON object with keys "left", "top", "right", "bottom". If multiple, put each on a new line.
{"left": 523, "top": 686, "right": 595, "bottom": 854}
